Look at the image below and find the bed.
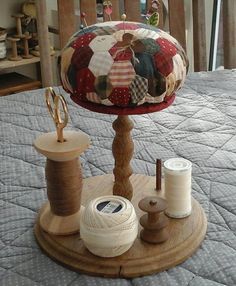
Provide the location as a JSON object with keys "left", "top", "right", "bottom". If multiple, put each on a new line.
{"left": 0, "top": 70, "right": 236, "bottom": 285}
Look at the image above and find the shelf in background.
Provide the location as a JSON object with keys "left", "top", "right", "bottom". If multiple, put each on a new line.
{"left": 0, "top": 72, "right": 41, "bottom": 96}
{"left": 0, "top": 55, "right": 40, "bottom": 70}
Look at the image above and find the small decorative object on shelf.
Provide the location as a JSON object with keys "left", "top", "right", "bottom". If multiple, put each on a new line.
{"left": 7, "top": 37, "right": 22, "bottom": 61}
{"left": 80, "top": 195, "right": 138, "bottom": 257}
{"left": 22, "top": 32, "right": 33, "bottom": 59}
{"left": 21, "top": 0, "right": 38, "bottom": 49}
{"left": 0, "top": 28, "right": 7, "bottom": 60}
{"left": 31, "top": 44, "right": 55, "bottom": 57}
{"left": 12, "top": 14, "right": 25, "bottom": 38}
{"left": 139, "top": 196, "right": 169, "bottom": 244}
{"left": 164, "top": 158, "right": 192, "bottom": 218}
{"left": 34, "top": 88, "right": 90, "bottom": 235}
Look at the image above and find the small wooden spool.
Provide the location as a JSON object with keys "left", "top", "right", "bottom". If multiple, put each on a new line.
{"left": 22, "top": 33, "right": 33, "bottom": 59}
{"left": 34, "top": 130, "right": 90, "bottom": 235}
{"left": 12, "top": 14, "right": 24, "bottom": 38}
{"left": 139, "top": 196, "right": 169, "bottom": 244}
{"left": 7, "top": 37, "right": 22, "bottom": 61}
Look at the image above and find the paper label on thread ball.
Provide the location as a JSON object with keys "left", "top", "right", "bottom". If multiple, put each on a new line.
{"left": 97, "top": 201, "right": 122, "bottom": 213}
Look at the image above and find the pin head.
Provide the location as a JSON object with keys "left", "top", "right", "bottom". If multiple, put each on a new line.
{"left": 121, "top": 14, "right": 127, "bottom": 21}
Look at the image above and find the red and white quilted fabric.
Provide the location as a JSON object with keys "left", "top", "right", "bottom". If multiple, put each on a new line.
{"left": 60, "top": 21, "right": 188, "bottom": 113}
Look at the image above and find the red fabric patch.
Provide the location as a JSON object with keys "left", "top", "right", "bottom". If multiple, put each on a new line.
{"left": 109, "top": 46, "right": 133, "bottom": 61}
{"left": 154, "top": 38, "right": 177, "bottom": 76}
{"left": 71, "top": 46, "right": 94, "bottom": 70}
{"left": 116, "top": 23, "right": 139, "bottom": 30}
{"left": 156, "top": 38, "right": 177, "bottom": 57}
{"left": 154, "top": 53, "right": 174, "bottom": 76}
{"left": 71, "top": 33, "right": 96, "bottom": 49}
{"left": 75, "top": 68, "right": 95, "bottom": 98}
{"left": 71, "top": 94, "right": 175, "bottom": 115}
{"left": 109, "top": 87, "right": 131, "bottom": 107}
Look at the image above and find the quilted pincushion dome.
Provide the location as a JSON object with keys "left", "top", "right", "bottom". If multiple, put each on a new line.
{"left": 60, "top": 21, "right": 188, "bottom": 115}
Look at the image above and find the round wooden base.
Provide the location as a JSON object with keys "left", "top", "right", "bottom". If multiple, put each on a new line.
{"left": 34, "top": 174, "right": 207, "bottom": 278}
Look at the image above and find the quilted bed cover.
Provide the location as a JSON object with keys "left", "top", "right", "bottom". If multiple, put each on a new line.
{"left": 0, "top": 70, "right": 236, "bottom": 286}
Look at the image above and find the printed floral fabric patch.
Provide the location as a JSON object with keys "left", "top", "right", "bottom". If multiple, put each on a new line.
{"left": 60, "top": 21, "right": 188, "bottom": 107}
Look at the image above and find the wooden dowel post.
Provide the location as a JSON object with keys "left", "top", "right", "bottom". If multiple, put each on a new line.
{"left": 36, "top": 0, "right": 53, "bottom": 87}
{"left": 223, "top": 0, "right": 236, "bottom": 69}
{"left": 156, "top": 159, "right": 162, "bottom": 191}
{"left": 112, "top": 115, "right": 134, "bottom": 201}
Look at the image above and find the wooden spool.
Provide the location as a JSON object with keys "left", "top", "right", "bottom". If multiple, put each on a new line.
{"left": 139, "top": 196, "right": 169, "bottom": 244}
{"left": 7, "top": 37, "right": 22, "bottom": 61}
{"left": 22, "top": 33, "right": 33, "bottom": 59}
{"left": 35, "top": 174, "right": 207, "bottom": 277}
{"left": 12, "top": 14, "right": 24, "bottom": 38}
{"left": 34, "top": 130, "right": 90, "bottom": 235}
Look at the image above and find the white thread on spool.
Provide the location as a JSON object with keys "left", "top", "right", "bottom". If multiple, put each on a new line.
{"left": 164, "top": 158, "right": 192, "bottom": 218}
{"left": 80, "top": 195, "right": 138, "bottom": 257}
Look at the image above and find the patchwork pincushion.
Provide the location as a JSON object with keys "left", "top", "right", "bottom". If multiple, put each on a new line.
{"left": 60, "top": 21, "right": 188, "bottom": 115}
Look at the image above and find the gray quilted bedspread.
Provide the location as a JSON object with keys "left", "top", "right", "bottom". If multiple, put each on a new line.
{"left": 0, "top": 70, "right": 236, "bottom": 286}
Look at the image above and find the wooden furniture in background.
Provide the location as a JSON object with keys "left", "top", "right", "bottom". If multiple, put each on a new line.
{"left": 58, "top": 0, "right": 76, "bottom": 49}
{"left": 223, "top": 0, "right": 236, "bottom": 69}
{"left": 0, "top": 72, "right": 41, "bottom": 96}
{"left": 36, "top": 0, "right": 53, "bottom": 87}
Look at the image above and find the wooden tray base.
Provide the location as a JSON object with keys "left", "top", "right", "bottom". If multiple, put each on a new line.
{"left": 35, "top": 174, "right": 207, "bottom": 278}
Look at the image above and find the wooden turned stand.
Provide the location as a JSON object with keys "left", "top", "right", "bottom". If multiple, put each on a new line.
{"left": 35, "top": 174, "right": 207, "bottom": 278}
{"left": 112, "top": 115, "right": 134, "bottom": 200}
{"left": 34, "top": 130, "right": 90, "bottom": 235}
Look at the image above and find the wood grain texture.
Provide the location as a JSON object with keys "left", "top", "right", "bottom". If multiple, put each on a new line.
{"left": 192, "top": 0, "right": 207, "bottom": 71}
{"left": 0, "top": 73, "right": 41, "bottom": 96}
{"left": 80, "top": 0, "right": 97, "bottom": 26}
{"left": 35, "top": 174, "right": 207, "bottom": 278}
{"left": 112, "top": 116, "right": 134, "bottom": 200}
{"left": 168, "top": 0, "right": 186, "bottom": 51}
{"left": 223, "top": 0, "right": 236, "bottom": 69}
{"left": 36, "top": 0, "right": 53, "bottom": 87}
{"left": 124, "top": 0, "right": 141, "bottom": 22}
{"left": 58, "top": 0, "right": 76, "bottom": 49}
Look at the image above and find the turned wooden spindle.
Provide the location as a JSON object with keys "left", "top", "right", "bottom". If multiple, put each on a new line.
{"left": 112, "top": 115, "right": 134, "bottom": 201}
{"left": 12, "top": 14, "right": 24, "bottom": 38}
{"left": 22, "top": 33, "right": 33, "bottom": 59}
{"left": 34, "top": 131, "right": 90, "bottom": 235}
{"left": 7, "top": 37, "right": 22, "bottom": 61}
{"left": 139, "top": 196, "right": 169, "bottom": 244}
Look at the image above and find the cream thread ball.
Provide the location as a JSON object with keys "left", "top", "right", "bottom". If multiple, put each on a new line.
{"left": 80, "top": 195, "right": 138, "bottom": 257}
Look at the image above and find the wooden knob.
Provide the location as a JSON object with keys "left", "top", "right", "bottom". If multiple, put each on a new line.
{"left": 139, "top": 196, "right": 169, "bottom": 244}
